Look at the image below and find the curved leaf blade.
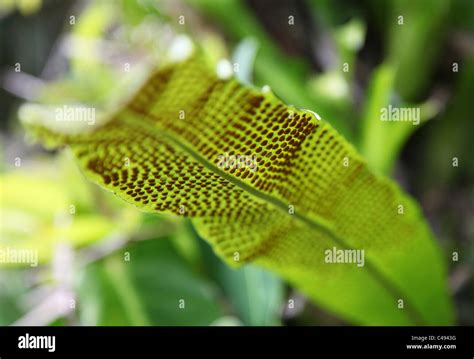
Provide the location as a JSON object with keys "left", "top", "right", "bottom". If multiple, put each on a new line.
{"left": 20, "top": 56, "right": 454, "bottom": 325}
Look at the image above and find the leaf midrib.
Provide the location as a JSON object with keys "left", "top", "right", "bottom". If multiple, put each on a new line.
{"left": 122, "top": 110, "right": 425, "bottom": 325}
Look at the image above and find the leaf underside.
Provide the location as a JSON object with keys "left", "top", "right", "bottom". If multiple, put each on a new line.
{"left": 21, "top": 55, "right": 453, "bottom": 325}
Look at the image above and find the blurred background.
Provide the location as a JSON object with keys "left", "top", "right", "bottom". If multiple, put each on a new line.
{"left": 0, "top": 0, "right": 473, "bottom": 326}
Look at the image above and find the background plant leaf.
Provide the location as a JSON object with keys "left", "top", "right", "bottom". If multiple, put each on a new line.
{"left": 358, "top": 64, "right": 442, "bottom": 174}
{"left": 77, "top": 237, "right": 224, "bottom": 326}
{"left": 200, "top": 237, "right": 284, "bottom": 326}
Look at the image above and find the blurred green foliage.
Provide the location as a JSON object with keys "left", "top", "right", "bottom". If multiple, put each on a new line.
{"left": 78, "top": 239, "right": 224, "bottom": 326}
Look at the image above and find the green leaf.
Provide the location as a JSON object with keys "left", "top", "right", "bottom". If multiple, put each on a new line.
{"left": 216, "top": 264, "right": 284, "bottom": 326}
{"left": 358, "top": 64, "right": 442, "bottom": 174}
{"left": 387, "top": 0, "right": 450, "bottom": 101}
{"left": 200, "top": 237, "right": 284, "bottom": 326}
{"left": 20, "top": 55, "right": 454, "bottom": 325}
{"left": 358, "top": 64, "right": 396, "bottom": 173}
{"left": 77, "top": 238, "right": 223, "bottom": 326}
